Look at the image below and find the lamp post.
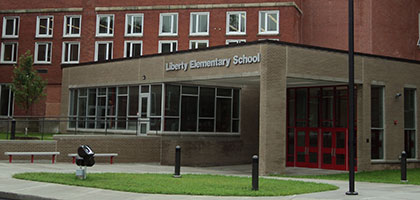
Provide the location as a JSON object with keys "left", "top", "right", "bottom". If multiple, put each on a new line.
{"left": 346, "top": 0, "right": 358, "bottom": 195}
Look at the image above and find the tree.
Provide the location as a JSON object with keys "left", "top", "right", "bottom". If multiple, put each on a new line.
{"left": 11, "top": 51, "right": 47, "bottom": 115}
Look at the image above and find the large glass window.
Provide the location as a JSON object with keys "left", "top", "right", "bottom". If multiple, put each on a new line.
{"left": 125, "top": 41, "right": 142, "bottom": 58}
{"left": 226, "top": 11, "right": 246, "bottom": 35}
{"left": 159, "top": 13, "right": 178, "bottom": 36}
{"left": 68, "top": 84, "right": 240, "bottom": 134}
{"left": 63, "top": 15, "right": 81, "bottom": 37}
{"left": 125, "top": 14, "right": 143, "bottom": 36}
{"left": 371, "top": 86, "right": 384, "bottom": 160}
{"left": 404, "top": 88, "right": 416, "bottom": 159}
{"left": 0, "top": 85, "right": 13, "bottom": 117}
{"left": 96, "top": 14, "right": 114, "bottom": 37}
{"left": 62, "top": 42, "right": 79, "bottom": 64}
{"left": 259, "top": 10, "right": 279, "bottom": 34}
{"left": 95, "top": 41, "right": 113, "bottom": 61}
{"left": 34, "top": 42, "right": 52, "bottom": 64}
{"left": 1, "top": 42, "right": 18, "bottom": 64}
{"left": 2, "top": 16, "right": 19, "bottom": 38}
{"left": 190, "top": 12, "right": 209, "bottom": 36}
{"left": 36, "top": 16, "right": 53, "bottom": 37}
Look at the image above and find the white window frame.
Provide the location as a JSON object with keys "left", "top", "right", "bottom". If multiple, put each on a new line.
{"left": 62, "top": 41, "right": 80, "bottom": 64}
{"left": 95, "top": 41, "right": 113, "bottom": 61}
{"left": 36, "top": 16, "right": 54, "bottom": 38}
{"left": 190, "top": 12, "right": 210, "bottom": 36}
{"left": 34, "top": 42, "right": 52, "bottom": 64}
{"left": 226, "top": 39, "right": 246, "bottom": 45}
{"left": 226, "top": 11, "right": 246, "bottom": 35}
{"left": 96, "top": 14, "right": 114, "bottom": 37}
{"left": 259, "top": 10, "right": 279, "bottom": 35}
{"left": 125, "top": 13, "right": 144, "bottom": 37}
{"left": 0, "top": 42, "right": 18, "bottom": 64}
{"left": 2, "top": 16, "right": 19, "bottom": 38}
{"left": 159, "top": 13, "right": 178, "bottom": 36}
{"left": 189, "top": 40, "right": 209, "bottom": 49}
{"left": 63, "top": 15, "right": 81, "bottom": 37}
{"left": 158, "top": 40, "right": 178, "bottom": 53}
{"left": 124, "top": 40, "right": 143, "bottom": 58}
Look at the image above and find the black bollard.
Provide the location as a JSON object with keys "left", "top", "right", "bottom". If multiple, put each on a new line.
{"left": 174, "top": 145, "right": 181, "bottom": 178}
{"left": 252, "top": 155, "right": 259, "bottom": 191}
{"left": 10, "top": 119, "right": 16, "bottom": 140}
{"left": 401, "top": 151, "right": 407, "bottom": 182}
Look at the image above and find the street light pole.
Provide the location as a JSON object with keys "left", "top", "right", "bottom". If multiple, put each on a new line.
{"left": 346, "top": 0, "right": 358, "bottom": 195}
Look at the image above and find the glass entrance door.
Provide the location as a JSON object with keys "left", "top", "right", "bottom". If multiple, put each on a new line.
{"left": 321, "top": 128, "right": 347, "bottom": 170}
{"left": 138, "top": 86, "right": 150, "bottom": 135}
{"left": 295, "top": 128, "right": 319, "bottom": 168}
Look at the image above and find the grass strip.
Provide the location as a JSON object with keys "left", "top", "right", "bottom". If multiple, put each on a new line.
{"left": 0, "top": 132, "right": 55, "bottom": 140}
{"left": 272, "top": 168, "right": 420, "bottom": 185}
{"left": 14, "top": 173, "right": 338, "bottom": 196}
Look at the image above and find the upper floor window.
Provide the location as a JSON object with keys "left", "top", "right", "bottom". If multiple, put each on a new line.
{"left": 2, "top": 16, "right": 19, "bottom": 38}
{"left": 226, "top": 39, "right": 246, "bottom": 45}
{"left": 125, "top": 14, "right": 143, "bottom": 36}
{"left": 96, "top": 14, "right": 114, "bottom": 37}
{"left": 95, "top": 41, "right": 113, "bottom": 61}
{"left": 0, "top": 84, "right": 13, "bottom": 117}
{"left": 124, "top": 41, "right": 142, "bottom": 58}
{"left": 63, "top": 15, "right": 81, "bottom": 37}
{"left": 62, "top": 41, "right": 80, "bottom": 64}
{"left": 189, "top": 40, "right": 208, "bottom": 49}
{"left": 34, "top": 42, "right": 52, "bottom": 64}
{"left": 159, "top": 13, "right": 178, "bottom": 36}
{"left": 190, "top": 12, "right": 209, "bottom": 36}
{"left": 259, "top": 10, "right": 279, "bottom": 35}
{"left": 159, "top": 40, "right": 177, "bottom": 53}
{"left": 226, "top": 11, "right": 246, "bottom": 35}
{"left": 1, "top": 42, "right": 18, "bottom": 64}
{"left": 36, "top": 16, "right": 54, "bottom": 38}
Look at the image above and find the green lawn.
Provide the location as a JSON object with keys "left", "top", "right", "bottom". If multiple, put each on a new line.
{"left": 0, "top": 132, "right": 55, "bottom": 140}
{"left": 272, "top": 168, "right": 420, "bottom": 185}
{"left": 14, "top": 173, "right": 338, "bottom": 196}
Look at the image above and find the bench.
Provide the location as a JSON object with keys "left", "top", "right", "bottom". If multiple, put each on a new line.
{"left": 68, "top": 153, "right": 118, "bottom": 164}
{"left": 4, "top": 152, "right": 60, "bottom": 164}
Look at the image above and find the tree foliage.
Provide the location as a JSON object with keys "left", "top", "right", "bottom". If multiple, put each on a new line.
{"left": 11, "top": 51, "right": 47, "bottom": 114}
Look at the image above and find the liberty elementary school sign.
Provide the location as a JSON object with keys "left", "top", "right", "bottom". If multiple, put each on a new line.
{"left": 165, "top": 53, "right": 261, "bottom": 72}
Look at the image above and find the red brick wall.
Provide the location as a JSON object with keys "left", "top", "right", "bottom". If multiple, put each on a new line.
{"left": 0, "top": 0, "right": 301, "bottom": 117}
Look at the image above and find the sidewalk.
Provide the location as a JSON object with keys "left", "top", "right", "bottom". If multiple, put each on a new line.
{"left": 0, "top": 161, "right": 419, "bottom": 200}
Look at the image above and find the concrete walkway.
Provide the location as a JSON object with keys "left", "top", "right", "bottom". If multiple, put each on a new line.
{"left": 0, "top": 161, "right": 419, "bottom": 200}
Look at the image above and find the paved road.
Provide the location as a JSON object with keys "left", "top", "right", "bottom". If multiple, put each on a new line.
{"left": 0, "top": 161, "right": 419, "bottom": 200}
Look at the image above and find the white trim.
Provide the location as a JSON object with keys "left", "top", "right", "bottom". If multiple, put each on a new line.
{"left": 2, "top": 16, "right": 19, "bottom": 38}
{"left": 124, "top": 40, "right": 143, "bottom": 58}
{"left": 189, "top": 40, "right": 209, "bottom": 49}
{"left": 226, "top": 11, "right": 246, "bottom": 35}
{"left": 158, "top": 40, "right": 178, "bottom": 53}
{"left": 189, "top": 12, "right": 210, "bottom": 36}
{"left": 0, "top": 42, "right": 18, "bottom": 64}
{"left": 34, "top": 42, "right": 52, "bottom": 64}
{"left": 94, "top": 41, "right": 113, "bottom": 61}
{"left": 125, "top": 13, "right": 144, "bottom": 37}
{"left": 96, "top": 14, "right": 114, "bottom": 37}
{"left": 62, "top": 41, "right": 80, "bottom": 64}
{"left": 159, "top": 13, "right": 178, "bottom": 36}
{"left": 36, "top": 16, "right": 54, "bottom": 38}
{"left": 225, "top": 39, "right": 246, "bottom": 45}
{"left": 258, "top": 10, "right": 279, "bottom": 35}
{"left": 63, "top": 15, "right": 81, "bottom": 38}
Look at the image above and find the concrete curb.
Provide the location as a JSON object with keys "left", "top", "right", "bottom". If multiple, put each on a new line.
{"left": 0, "top": 191, "right": 56, "bottom": 200}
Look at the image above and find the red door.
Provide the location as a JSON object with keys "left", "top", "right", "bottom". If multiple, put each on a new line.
{"left": 295, "top": 128, "right": 319, "bottom": 168}
{"left": 321, "top": 128, "right": 347, "bottom": 170}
